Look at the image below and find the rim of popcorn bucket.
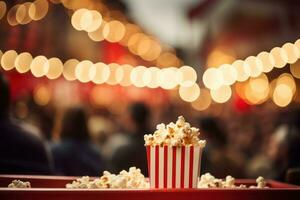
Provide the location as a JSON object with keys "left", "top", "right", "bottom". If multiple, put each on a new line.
{"left": 145, "top": 145, "right": 204, "bottom": 189}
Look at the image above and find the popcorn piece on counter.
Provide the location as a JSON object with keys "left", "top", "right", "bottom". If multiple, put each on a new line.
{"left": 144, "top": 116, "right": 206, "bottom": 147}
{"left": 66, "top": 167, "right": 149, "bottom": 189}
{"left": 8, "top": 180, "right": 31, "bottom": 188}
{"left": 198, "top": 173, "right": 268, "bottom": 189}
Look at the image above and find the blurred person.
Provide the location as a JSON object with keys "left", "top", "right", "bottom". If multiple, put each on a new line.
{"left": 199, "top": 116, "right": 245, "bottom": 178}
{"left": 248, "top": 109, "right": 300, "bottom": 181}
{"left": 111, "top": 102, "right": 150, "bottom": 175}
{"left": 51, "top": 107, "right": 107, "bottom": 176}
{"left": 0, "top": 73, "right": 53, "bottom": 174}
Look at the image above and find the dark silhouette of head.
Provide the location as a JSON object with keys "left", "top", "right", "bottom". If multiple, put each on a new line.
{"left": 0, "top": 73, "right": 10, "bottom": 117}
{"left": 198, "top": 117, "right": 227, "bottom": 147}
{"left": 60, "top": 107, "right": 90, "bottom": 141}
{"left": 128, "top": 102, "right": 150, "bottom": 132}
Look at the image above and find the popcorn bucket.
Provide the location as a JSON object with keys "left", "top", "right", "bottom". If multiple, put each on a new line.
{"left": 146, "top": 145, "right": 203, "bottom": 188}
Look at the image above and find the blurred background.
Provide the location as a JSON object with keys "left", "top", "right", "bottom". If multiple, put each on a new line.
{"left": 1, "top": 0, "right": 300, "bottom": 184}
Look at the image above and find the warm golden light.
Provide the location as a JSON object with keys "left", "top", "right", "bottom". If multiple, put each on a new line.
{"left": 80, "top": 9, "right": 93, "bottom": 31}
{"left": 15, "top": 52, "right": 32, "bottom": 73}
{"left": 0, "top": 1, "right": 6, "bottom": 20}
{"left": 156, "top": 52, "right": 180, "bottom": 67}
{"left": 127, "top": 33, "right": 143, "bottom": 55}
{"left": 143, "top": 67, "right": 160, "bottom": 88}
{"left": 85, "top": 10, "right": 102, "bottom": 32}
{"left": 106, "top": 63, "right": 124, "bottom": 85}
{"left": 232, "top": 60, "right": 250, "bottom": 82}
{"left": 210, "top": 85, "right": 232, "bottom": 103}
{"left": 7, "top": 4, "right": 19, "bottom": 26}
{"left": 179, "top": 83, "right": 200, "bottom": 102}
{"left": 75, "top": 60, "right": 94, "bottom": 83}
{"left": 257, "top": 51, "right": 275, "bottom": 73}
{"left": 245, "top": 74, "right": 270, "bottom": 104}
{"left": 276, "top": 73, "right": 296, "bottom": 94}
{"left": 1, "top": 50, "right": 18, "bottom": 71}
{"left": 120, "top": 23, "right": 141, "bottom": 46}
{"left": 245, "top": 56, "right": 263, "bottom": 77}
{"left": 29, "top": 0, "right": 49, "bottom": 21}
{"left": 130, "top": 65, "right": 147, "bottom": 87}
{"left": 282, "top": 43, "right": 299, "bottom": 64}
{"left": 202, "top": 68, "right": 223, "bottom": 90}
{"left": 33, "top": 85, "right": 51, "bottom": 106}
{"left": 141, "top": 40, "right": 162, "bottom": 61}
{"left": 16, "top": 2, "right": 32, "bottom": 25}
{"left": 88, "top": 20, "right": 106, "bottom": 42}
{"left": 119, "top": 64, "right": 133, "bottom": 86}
{"left": 290, "top": 60, "right": 300, "bottom": 79}
{"left": 270, "top": 47, "right": 288, "bottom": 68}
{"left": 206, "top": 48, "right": 236, "bottom": 67}
{"left": 137, "top": 36, "right": 151, "bottom": 56}
{"left": 46, "top": 57, "right": 63, "bottom": 79}
{"left": 159, "top": 67, "right": 179, "bottom": 89}
{"left": 103, "top": 20, "right": 125, "bottom": 43}
{"left": 191, "top": 88, "right": 211, "bottom": 111}
{"left": 90, "top": 62, "right": 110, "bottom": 84}
{"left": 63, "top": 59, "right": 79, "bottom": 81}
{"left": 219, "top": 64, "right": 237, "bottom": 85}
{"left": 177, "top": 66, "right": 197, "bottom": 87}
{"left": 30, "top": 55, "right": 49, "bottom": 77}
{"left": 71, "top": 8, "right": 88, "bottom": 31}
{"left": 272, "top": 84, "right": 293, "bottom": 107}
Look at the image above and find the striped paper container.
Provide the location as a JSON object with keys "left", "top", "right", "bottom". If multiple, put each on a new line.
{"left": 146, "top": 145, "right": 203, "bottom": 189}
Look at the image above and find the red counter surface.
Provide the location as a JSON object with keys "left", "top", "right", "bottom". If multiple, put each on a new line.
{"left": 0, "top": 175, "right": 299, "bottom": 200}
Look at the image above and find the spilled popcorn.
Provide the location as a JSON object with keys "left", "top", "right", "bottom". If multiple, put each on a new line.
{"left": 198, "top": 173, "right": 268, "bottom": 189}
{"left": 8, "top": 180, "right": 31, "bottom": 188}
{"left": 66, "top": 167, "right": 149, "bottom": 189}
{"left": 144, "top": 116, "right": 206, "bottom": 147}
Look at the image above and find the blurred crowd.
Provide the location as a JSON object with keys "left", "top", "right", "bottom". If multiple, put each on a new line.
{"left": 1, "top": 73, "right": 300, "bottom": 185}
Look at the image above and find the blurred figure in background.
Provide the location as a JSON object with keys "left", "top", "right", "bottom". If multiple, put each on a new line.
{"left": 248, "top": 108, "right": 300, "bottom": 182}
{"left": 111, "top": 102, "right": 150, "bottom": 175}
{"left": 199, "top": 116, "right": 245, "bottom": 178}
{"left": 51, "top": 107, "right": 107, "bottom": 176}
{"left": 0, "top": 73, "right": 53, "bottom": 174}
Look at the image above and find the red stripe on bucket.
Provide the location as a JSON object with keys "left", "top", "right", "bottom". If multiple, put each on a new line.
{"left": 155, "top": 146, "right": 159, "bottom": 188}
{"left": 189, "top": 146, "right": 194, "bottom": 188}
{"left": 146, "top": 146, "right": 151, "bottom": 179}
{"left": 172, "top": 147, "right": 176, "bottom": 188}
{"left": 164, "top": 146, "right": 168, "bottom": 188}
{"left": 180, "top": 146, "right": 185, "bottom": 188}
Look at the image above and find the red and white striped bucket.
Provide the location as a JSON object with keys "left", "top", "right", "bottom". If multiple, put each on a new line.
{"left": 146, "top": 146, "right": 203, "bottom": 189}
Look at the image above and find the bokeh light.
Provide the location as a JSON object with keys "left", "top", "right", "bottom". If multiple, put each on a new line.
{"left": 16, "top": 2, "right": 32, "bottom": 25}
{"left": 143, "top": 67, "right": 161, "bottom": 88}
{"left": 177, "top": 65, "right": 197, "bottom": 87}
{"left": 103, "top": 20, "right": 125, "bottom": 43}
{"left": 75, "top": 60, "right": 94, "bottom": 83}
{"left": 71, "top": 8, "right": 88, "bottom": 31}
{"left": 119, "top": 64, "right": 133, "bottom": 86}
{"left": 88, "top": 20, "right": 106, "bottom": 41}
{"left": 29, "top": 0, "right": 49, "bottom": 21}
{"left": 202, "top": 68, "right": 223, "bottom": 89}
{"left": 90, "top": 62, "right": 110, "bottom": 84}
{"left": 219, "top": 64, "right": 237, "bottom": 85}
{"left": 245, "top": 74, "right": 269, "bottom": 104}
{"left": 282, "top": 43, "right": 299, "bottom": 64}
{"left": 130, "top": 65, "right": 147, "bottom": 87}
{"left": 85, "top": 10, "right": 102, "bottom": 32}
{"left": 1, "top": 50, "right": 18, "bottom": 71}
{"left": 272, "top": 84, "right": 293, "bottom": 107}
{"left": 276, "top": 73, "right": 296, "bottom": 94}
{"left": 0, "top": 1, "right": 6, "bottom": 20}
{"left": 15, "top": 52, "right": 32, "bottom": 73}
{"left": 63, "top": 59, "right": 79, "bottom": 81}
{"left": 270, "top": 47, "right": 288, "bottom": 68}
{"left": 191, "top": 88, "right": 212, "bottom": 111}
{"left": 46, "top": 57, "right": 63, "bottom": 79}
{"left": 30, "top": 55, "right": 49, "bottom": 77}
{"left": 257, "top": 51, "right": 275, "bottom": 73}
{"left": 290, "top": 60, "right": 300, "bottom": 79}
{"left": 7, "top": 4, "right": 19, "bottom": 26}
{"left": 179, "top": 83, "right": 200, "bottom": 102}
{"left": 33, "top": 85, "right": 51, "bottom": 106}
{"left": 232, "top": 60, "right": 250, "bottom": 82}
{"left": 159, "top": 67, "right": 179, "bottom": 89}
{"left": 244, "top": 56, "right": 263, "bottom": 77}
{"left": 210, "top": 85, "right": 232, "bottom": 103}
{"left": 106, "top": 63, "right": 124, "bottom": 85}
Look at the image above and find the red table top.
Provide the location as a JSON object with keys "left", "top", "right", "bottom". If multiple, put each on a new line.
{"left": 0, "top": 175, "right": 299, "bottom": 200}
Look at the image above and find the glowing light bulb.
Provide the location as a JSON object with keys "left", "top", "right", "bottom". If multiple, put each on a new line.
{"left": 75, "top": 60, "right": 94, "bottom": 83}
{"left": 63, "top": 59, "right": 79, "bottom": 81}
{"left": 179, "top": 83, "right": 200, "bottom": 102}
{"left": 245, "top": 56, "right": 263, "bottom": 78}
{"left": 1, "top": 50, "right": 18, "bottom": 70}
{"left": 272, "top": 84, "right": 293, "bottom": 107}
{"left": 106, "top": 63, "right": 124, "bottom": 85}
{"left": 191, "top": 88, "right": 211, "bottom": 111}
{"left": 282, "top": 43, "right": 299, "bottom": 64}
{"left": 90, "top": 62, "right": 110, "bottom": 84}
{"left": 29, "top": 0, "right": 49, "bottom": 21}
{"left": 232, "top": 60, "right": 250, "bottom": 82}
{"left": 257, "top": 51, "right": 275, "bottom": 73}
{"left": 177, "top": 65, "right": 197, "bottom": 87}
{"left": 103, "top": 20, "right": 125, "bottom": 43}
{"left": 30, "top": 55, "right": 49, "bottom": 77}
{"left": 202, "top": 68, "right": 223, "bottom": 89}
{"left": 210, "top": 85, "right": 232, "bottom": 103}
{"left": 159, "top": 67, "right": 179, "bottom": 89}
{"left": 219, "top": 64, "right": 237, "bottom": 85}
{"left": 15, "top": 52, "right": 32, "bottom": 73}
{"left": 119, "top": 64, "right": 133, "bottom": 87}
{"left": 143, "top": 67, "right": 160, "bottom": 88}
{"left": 270, "top": 47, "right": 288, "bottom": 68}
{"left": 46, "top": 57, "right": 63, "bottom": 79}
{"left": 130, "top": 65, "right": 147, "bottom": 87}
{"left": 290, "top": 60, "right": 300, "bottom": 79}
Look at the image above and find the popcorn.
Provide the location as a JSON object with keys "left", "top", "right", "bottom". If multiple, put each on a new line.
{"left": 66, "top": 167, "right": 149, "bottom": 189}
{"left": 198, "top": 173, "right": 268, "bottom": 189}
{"left": 8, "top": 180, "right": 31, "bottom": 188}
{"left": 144, "top": 116, "right": 206, "bottom": 147}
